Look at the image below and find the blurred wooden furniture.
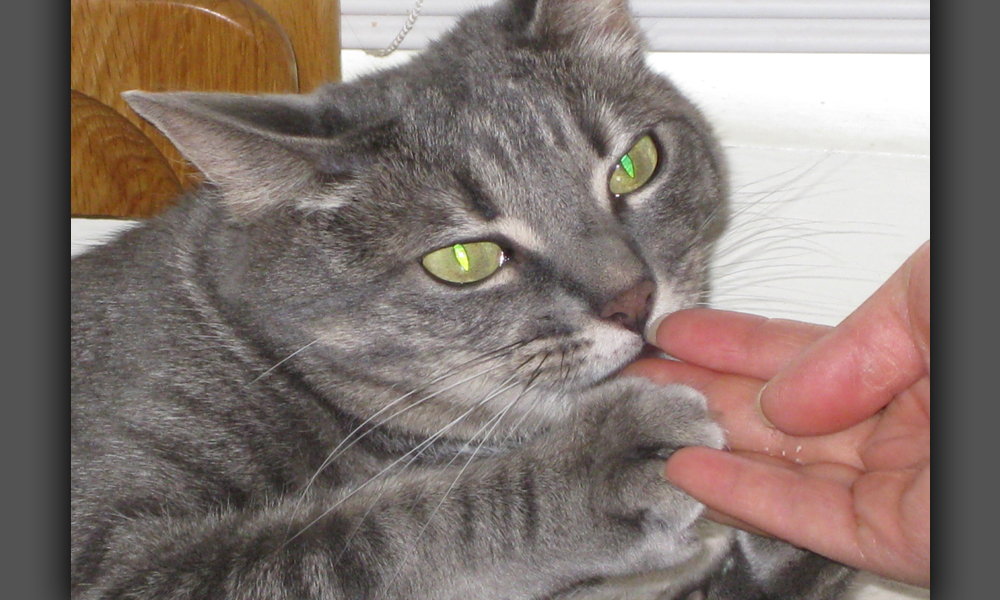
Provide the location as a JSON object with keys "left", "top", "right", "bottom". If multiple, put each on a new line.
{"left": 71, "top": 0, "right": 341, "bottom": 217}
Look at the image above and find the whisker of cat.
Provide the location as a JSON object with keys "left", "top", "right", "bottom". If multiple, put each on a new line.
{"left": 708, "top": 302, "right": 854, "bottom": 324}
{"left": 720, "top": 254, "right": 882, "bottom": 277}
{"left": 722, "top": 164, "right": 864, "bottom": 235}
{"left": 713, "top": 210, "right": 899, "bottom": 271}
{"left": 384, "top": 406, "right": 521, "bottom": 585}
{"left": 285, "top": 374, "right": 530, "bottom": 547}
{"left": 710, "top": 288, "right": 858, "bottom": 309}
{"left": 245, "top": 339, "right": 320, "bottom": 386}
{"left": 713, "top": 236, "right": 899, "bottom": 289}
{"left": 712, "top": 260, "right": 878, "bottom": 297}
{"left": 301, "top": 340, "right": 532, "bottom": 477}
{"left": 390, "top": 358, "right": 542, "bottom": 474}
{"left": 495, "top": 354, "right": 555, "bottom": 447}
{"left": 718, "top": 217, "right": 896, "bottom": 250}
{"left": 718, "top": 216, "right": 845, "bottom": 254}
{"left": 302, "top": 340, "right": 536, "bottom": 485}
{"left": 726, "top": 178, "right": 832, "bottom": 218}
{"left": 714, "top": 265, "right": 889, "bottom": 285}
{"left": 378, "top": 366, "right": 548, "bottom": 595}
{"left": 734, "top": 211, "right": 901, "bottom": 235}
{"left": 478, "top": 350, "right": 554, "bottom": 446}
{"left": 317, "top": 345, "right": 534, "bottom": 479}
{"left": 463, "top": 350, "right": 557, "bottom": 463}
{"left": 673, "top": 172, "right": 823, "bottom": 265}
{"left": 284, "top": 352, "right": 546, "bottom": 546}
{"left": 738, "top": 148, "right": 837, "bottom": 186}
{"left": 323, "top": 352, "right": 554, "bottom": 566}
{"left": 726, "top": 151, "right": 837, "bottom": 196}
{"left": 393, "top": 366, "right": 542, "bottom": 506}
{"left": 701, "top": 158, "right": 906, "bottom": 322}
{"left": 710, "top": 272, "right": 870, "bottom": 320}
{"left": 283, "top": 361, "right": 508, "bottom": 542}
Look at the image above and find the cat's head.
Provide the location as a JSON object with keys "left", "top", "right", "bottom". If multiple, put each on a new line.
{"left": 125, "top": 0, "right": 728, "bottom": 438}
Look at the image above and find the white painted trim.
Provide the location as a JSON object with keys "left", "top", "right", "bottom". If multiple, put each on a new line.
{"left": 340, "top": 0, "right": 930, "bottom": 53}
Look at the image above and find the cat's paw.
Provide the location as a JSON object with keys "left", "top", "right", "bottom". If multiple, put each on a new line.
{"left": 571, "top": 378, "right": 725, "bottom": 555}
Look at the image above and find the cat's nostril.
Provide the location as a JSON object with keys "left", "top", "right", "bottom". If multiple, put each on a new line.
{"left": 600, "top": 280, "right": 654, "bottom": 335}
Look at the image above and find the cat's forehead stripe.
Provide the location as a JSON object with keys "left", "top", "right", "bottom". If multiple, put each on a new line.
{"left": 489, "top": 218, "right": 544, "bottom": 253}
{"left": 573, "top": 109, "right": 610, "bottom": 159}
{"left": 453, "top": 168, "right": 500, "bottom": 221}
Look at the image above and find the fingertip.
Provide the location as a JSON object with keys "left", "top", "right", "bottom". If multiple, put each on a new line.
{"left": 650, "top": 307, "right": 722, "bottom": 352}
{"left": 662, "top": 445, "right": 693, "bottom": 482}
{"left": 649, "top": 307, "right": 694, "bottom": 349}
{"left": 755, "top": 353, "right": 855, "bottom": 436}
{"left": 662, "top": 446, "right": 727, "bottom": 485}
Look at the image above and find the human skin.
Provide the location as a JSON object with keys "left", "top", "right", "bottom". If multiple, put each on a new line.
{"left": 625, "top": 241, "right": 930, "bottom": 588}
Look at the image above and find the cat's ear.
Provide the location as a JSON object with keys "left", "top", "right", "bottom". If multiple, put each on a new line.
{"left": 514, "top": 0, "right": 644, "bottom": 56}
{"left": 123, "top": 91, "right": 354, "bottom": 220}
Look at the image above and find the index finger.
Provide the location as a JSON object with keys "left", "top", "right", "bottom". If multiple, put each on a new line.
{"left": 624, "top": 357, "right": 872, "bottom": 469}
{"left": 653, "top": 308, "right": 830, "bottom": 381}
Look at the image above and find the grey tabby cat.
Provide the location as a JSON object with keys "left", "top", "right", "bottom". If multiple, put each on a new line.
{"left": 71, "top": 0, "right": 853, "bottom": 598}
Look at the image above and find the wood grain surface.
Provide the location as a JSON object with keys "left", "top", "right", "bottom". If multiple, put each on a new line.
{"left": 256, "top": 0, "right": 342, "bottom": 92}
{"left": 71, "top": 90, "right": 184, "bottom": 217}
{"left": 71, "top": 0, "right": 341, "bottom": 217}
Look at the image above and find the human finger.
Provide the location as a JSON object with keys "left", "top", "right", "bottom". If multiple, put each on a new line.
{"left": 653, "top": 308, "right": 830, "bottom": 382}
{"left": 663, "top": 448, "right": 868, "bottom": 572}
{"left": 697, "top": 508, "right": 771, "bottom": 539}
{"left": 624, "top": 359, "right": 873, "bottom": 468}
{"left": 760, "top": 242, "right": 930, "bottom": 436}
{"left": 665, "top": 447, "right": 929, "bottom": 587}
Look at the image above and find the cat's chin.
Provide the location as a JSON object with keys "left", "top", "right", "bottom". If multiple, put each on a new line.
{"left": 586, "top": 343, "right": 664, "bottom": 391}
{"left": 580, "top": 324, "right": 650, "bottom": 379}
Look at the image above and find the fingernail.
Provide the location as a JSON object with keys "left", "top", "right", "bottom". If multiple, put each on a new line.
{"left": 644, "top": 313, "right": 667, "bottom": 346}
{"left": 755, "top": 383, "right": 777, "bottom": 429}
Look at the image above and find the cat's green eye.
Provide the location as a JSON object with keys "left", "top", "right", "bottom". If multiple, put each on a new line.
{"left": 422, "top": 242, "right": 504, "bottom": 284}
{"left": 609, "top": 135, "right": 658, "bottom": 196}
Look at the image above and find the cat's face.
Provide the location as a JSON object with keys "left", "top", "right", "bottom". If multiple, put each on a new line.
{"left": 126, "top": 0, "right": 728, "bottom": 438}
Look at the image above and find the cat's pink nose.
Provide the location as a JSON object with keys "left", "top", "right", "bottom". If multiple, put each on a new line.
{"left": 600, "top": 280, "right": 654, "bottom": 335}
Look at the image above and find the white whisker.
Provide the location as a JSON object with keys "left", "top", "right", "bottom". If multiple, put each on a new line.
{"left": 284, "top": 352, "right": 545, "bottom": 547}
{"left": 283, "top": 360, "right": 507, "bottom": 542}
{"left": 380, "top": 364, "right": 548, "bottom": 594}
{"left": 246, "top": 339, "right": 319, "bottom": 386}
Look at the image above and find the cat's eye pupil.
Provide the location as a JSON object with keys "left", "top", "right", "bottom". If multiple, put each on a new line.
{"left": 620, "top": 154, "right": 636, "bottom": 178}
{"left": 452, "top": 244, "right": 471, "bottom": 272}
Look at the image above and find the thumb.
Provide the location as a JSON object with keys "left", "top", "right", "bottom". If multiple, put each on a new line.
{"left": 760, "top": 242, "right": 930, "bottom": 436}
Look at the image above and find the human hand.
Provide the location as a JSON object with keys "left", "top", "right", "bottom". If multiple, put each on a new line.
{"left": 624, "top": 241, "right": 929, "bottom": 587}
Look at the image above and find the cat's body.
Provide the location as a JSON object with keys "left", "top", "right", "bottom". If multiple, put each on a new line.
{"left": 71, "top": 0, "right": 852, "bottom": 598}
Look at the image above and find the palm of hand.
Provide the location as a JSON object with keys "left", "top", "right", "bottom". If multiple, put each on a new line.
{"left": 848, "top": 373, "right": 928, "bottom": 585}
